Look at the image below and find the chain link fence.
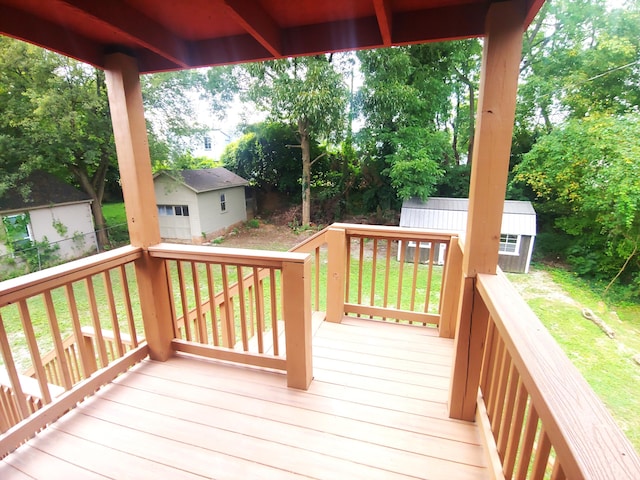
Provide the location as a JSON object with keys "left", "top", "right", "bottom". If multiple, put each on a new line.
{"left": 0, "top": 223, "right": 130, "bottom": 281}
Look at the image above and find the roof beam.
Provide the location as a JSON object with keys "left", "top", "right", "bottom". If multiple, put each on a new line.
{"left": 393, "top": 4, "right": 486, "bottom": 45}
{"left": 0, "top": 4, "right": 104, "bottom": 68}
{"left": 283, "top": 17, "right": 382, "bottom": 57}
{"left": 373, "top": 0, "right": 392, "bottom": 46}
{"left": 223, "top": 0, "right": 282, "bottom": 58}
{"left": 61, "top": 0, "right": 191, "bottom": 69}
{"left": 191, "top": 34, "right": 274, "bottom": 68}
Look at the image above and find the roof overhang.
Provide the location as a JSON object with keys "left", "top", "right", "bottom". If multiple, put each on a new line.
{"left": 0, "top": 0, "right": 545, "bottom": 74}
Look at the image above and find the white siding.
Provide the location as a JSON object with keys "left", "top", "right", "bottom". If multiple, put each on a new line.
{"left": 197, "top": 186, "right": 247, "bottom": 236}
{"left": 29, "top": 203, "right": 97, "bottom": 259}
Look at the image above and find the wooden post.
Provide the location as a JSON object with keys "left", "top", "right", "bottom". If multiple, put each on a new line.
{"left": 438, "top": 236, "right": 463, "bottom": 338}
{"left": 282, "top": 256, "right": 313, "bottom": 389}
{"left": 104, "top": 53, "right": 174, "bottom": 361}
{"left": 449, "top": 1, "right": 525, "bottom": 420}
{"left": 325, "top": 227, "right": 346, "bottom": 323}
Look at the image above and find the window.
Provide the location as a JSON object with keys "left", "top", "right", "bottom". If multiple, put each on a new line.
{"left": 158, "top": 205, "right": 189, "bottom": 216}
{"left": 157, "top": 205, "right": 173, "bottom": 216}
{"left": 175, "top": 205, "right": 189, "bottom": 216}
{"left": 499, "top": 234, "right": 520, "bottom": 255}
{"left": 2, "top": 213, "right": 33, "bottom": 251}
{"left": 220, "top": 194, "right": 227, "bottom": 212}
{"left": 204, "top": 136, "right": 212, "bottom": 151}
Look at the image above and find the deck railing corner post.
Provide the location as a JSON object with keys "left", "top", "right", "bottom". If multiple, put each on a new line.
{"left": 325, "top": 226, "right": 347, "bottom": 324}
{"left": 282, "top": 256, "right": 313, "bottom": 390}
{"left": 133, "top": 251, "right": 175, "bottom": 361}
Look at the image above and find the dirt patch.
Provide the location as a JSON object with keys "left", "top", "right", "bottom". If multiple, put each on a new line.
{"left": 508, "top": 269, "right": 578, "bottom": 307}
{"left": 213, "top": 221, "right": 317, "bottom": 251}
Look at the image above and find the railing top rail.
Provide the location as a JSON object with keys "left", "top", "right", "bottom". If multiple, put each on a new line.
{"left": 330, "top": 223, "right": 459, "bottom": 242}
{"left": 0, "top": 245, "right": 143, "bottom": 308}
{"left": 148, "top": 243, "right": 309, "bottom": 268}
{"left": 476, "top": 272, "right": 640, "bottom": 479}
{"left": 289, "top": 227, "right": 329, "bottom": 253}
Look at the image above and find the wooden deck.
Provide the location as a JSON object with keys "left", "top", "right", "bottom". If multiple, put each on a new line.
{"left": 0, "top": 317, "right": 488, "bottom": 479}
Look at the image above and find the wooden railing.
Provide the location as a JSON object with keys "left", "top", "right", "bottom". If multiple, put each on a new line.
{"left": 0, "top": 246, "right": 149, "bottom": 456}
{"left": 148, "top": 243, "right": 312, "bottom": 389}
{"left": 474, "top": 272, "right": 640, "bottom": 479}
{"left": 317, "top": 224, "right": 462, "bottom": 337}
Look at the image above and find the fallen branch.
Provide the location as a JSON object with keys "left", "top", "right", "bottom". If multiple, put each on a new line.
{"left": 582, "top": 308, "right": 615, "bottom": 339}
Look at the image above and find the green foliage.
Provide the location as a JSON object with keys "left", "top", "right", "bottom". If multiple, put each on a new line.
{"left": 356, "top": 42, "right": 478, "bottom": 209}
{"left": 513, "top": 114, "right": 640, "bottom": 290}
{"left": 221, "top": 122, "right": 304, "bottom": 196}
{"left": 52, "top": 218, "right": 68, "bottom": 237}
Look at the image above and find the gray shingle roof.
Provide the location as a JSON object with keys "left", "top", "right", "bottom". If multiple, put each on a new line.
{"left": 0, "top": 171, "right": 91, "bottom": 213}
{"left": 400, "top": 197, "right": 536, "bottom": 237}
{"left": 156, "top": 168, "right": 248, "bottom": 193}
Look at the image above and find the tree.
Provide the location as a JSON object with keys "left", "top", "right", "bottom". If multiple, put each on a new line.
{"left": 356, "top": 43, "right": 478, "bottom": 209}
{"left": 221, "top": 122, "right": 304, "bottom": 196}
{"left": 513, "top": 114, "right": 640, "bottom": 290}
{"left": 0, "top": 37, "right": 115, "bottom": 248}
{"left": 240, "top": 56, "right": 348, "bottom": 226}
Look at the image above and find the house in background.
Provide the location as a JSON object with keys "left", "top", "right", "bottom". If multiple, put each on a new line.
{"left": 0, "top": 171, "right": 98, "bottom": 261}
{"left": 400, "top": 197, "right": 536, "bottom": 273}
{"left": 153, "top": 168, "right": 248, "bottom": 243}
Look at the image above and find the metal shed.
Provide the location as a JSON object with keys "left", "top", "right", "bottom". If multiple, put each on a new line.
{"left": 400, "top": 197, "right": 537, "bottom": 273}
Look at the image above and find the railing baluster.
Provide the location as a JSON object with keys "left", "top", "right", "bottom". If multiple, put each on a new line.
{"left": 206, "top": 263, "right": 220, "bottom": 346}
{"left": 220, "top": 264, "right": 234, "bottom": 347}
{"left": 102, "top": 270, "right": 124, "bottom": 358}
{"left": 497, "top": 363, "right": 519, "bottom": 458}
{"left": 383, "top": 239, "right": 391, "bottom": 312}
{"left": 409, "top": 240, "right": 420, "bottom": 315}
{"left": 515, "top": 404, "right": 539, "bottom": 479}
{"left": 345, "top": 235, "right": 352, "bottom": 304}
{"left": 176, "top": 261, "right": 192, "bottom": 341}
{"left": 491, "top": 346, "right": 512, "bottom": 440}
{"left": 550, "top": 458, "right": 566, "bottom": 480}
{"left": 396, "top": 239, "right": 406, "bottom": 317}
{"left": 84, "top": 277, "right": 108, "bottom": 368}
{"left": 118, "top": 265, "right": 138, "bottom": 347}
{"left": 64, "top": 284, "right": 95, "bottom": 378}
{"left": 488, "top": 336, "right": 506, "bottom": 424}
{"left": 270, "top": 269, "right": 279, "bottom": 356}
{"left": 237, "top": 266, "right": 249, "bottom": 351}
{"left": 423, "top": 241, "right": 436, "bottom": 316}
{"left": 17, "top": 300, "right": 51, "bottom": 404}
{"left": 531, "top": 428, "right": 552, "bottom": 479}
{"left": 191, "top": 262, "right": 207, "bottom": 344}
{"left": 369, "top": 238, "right": 378, "bottom": 317}
{"left": 503, "top": 379, "right": 528, "bottom": 479}
{"left": 314, "top": 246, "right": 320, "bottom": 311}
{"left": 356, "top": 237, "right": 364, "bottom": 316}
{"left": 43, "top": 291, "right": 73, "bottom": 390}
{"left": 0, "top": 312, "right": 30, "bottom": 420}
{"left": 253, "top": 267, "right": 265, "bottom": 354}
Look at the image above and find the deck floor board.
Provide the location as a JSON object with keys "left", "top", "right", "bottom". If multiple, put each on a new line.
{"left": 0, "top": 317, "right": 488, "bottom": 479}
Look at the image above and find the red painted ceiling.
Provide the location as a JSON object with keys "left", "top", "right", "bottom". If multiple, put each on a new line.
{"left": 0, "top": 0, "right": 545, "bottom": 73}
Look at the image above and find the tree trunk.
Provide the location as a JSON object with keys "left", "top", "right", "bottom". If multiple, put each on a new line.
{"left": 298, "top": 118, "right": 311, "bottom": 227}
{"left": 467, "top": 82, "right": 475, "bottom": 165}
{"left": 71, "top": 164, "right": 110, "bottom": 250}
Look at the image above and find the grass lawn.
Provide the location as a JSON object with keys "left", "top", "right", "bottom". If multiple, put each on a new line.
{"left": 508, "top": 264, "right": 640, "bottom": 454}
{"left": 102, "top": 202, "right": 129, "bottom": 246}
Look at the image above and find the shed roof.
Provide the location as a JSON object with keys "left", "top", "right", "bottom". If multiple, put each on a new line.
{"left": 400, "top": 197, "right": 537, "bottom": 237}
{"left": 155, "top": 168, "right": 248, "bottom": 194}
{"left": 0, "top": 0, "right": 546, "bottom": 74}
{"left": 0, "top": 171, "right": 91, "bottom": 214}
